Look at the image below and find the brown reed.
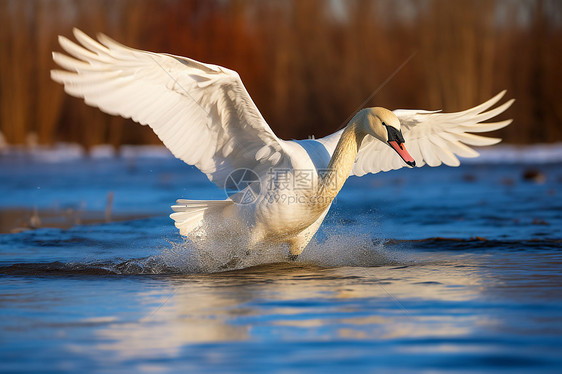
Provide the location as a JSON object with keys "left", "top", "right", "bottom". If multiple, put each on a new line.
{"left": 0, "top": 0, "right": 560, "bottom": 147}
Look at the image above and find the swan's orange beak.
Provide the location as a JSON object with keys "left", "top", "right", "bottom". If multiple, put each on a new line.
{"left": 389, "top": 140, "right": 416, "bottom": 167}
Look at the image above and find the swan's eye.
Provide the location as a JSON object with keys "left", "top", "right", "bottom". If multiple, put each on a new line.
{"left": 382, "top": 122, "right": 387, "bottom": 127}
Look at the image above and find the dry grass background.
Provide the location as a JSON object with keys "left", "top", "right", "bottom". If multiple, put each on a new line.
{"left": 0, "top": 0, "right": 561, "bottom": 149}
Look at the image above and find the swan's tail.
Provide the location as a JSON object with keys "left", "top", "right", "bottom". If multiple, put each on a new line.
{"left": 170, "top": 199, "right": 235, "bottom": 236}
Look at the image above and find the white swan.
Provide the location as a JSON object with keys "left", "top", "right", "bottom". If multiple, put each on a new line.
{"left": 51, "top": 29, "right": 513, "bottom": 259}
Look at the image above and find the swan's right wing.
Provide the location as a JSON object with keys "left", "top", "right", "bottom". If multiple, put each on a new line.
{"left": 51, "top": 29, "right": 290, "bottom": 188}
{"left": 354, "top": 91, "right": 513, "bottom": 175}
{"left": 319, "top": 91, "right": 513, "bottom": 176}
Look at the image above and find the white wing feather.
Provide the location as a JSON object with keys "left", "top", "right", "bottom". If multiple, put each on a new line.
{"left": 51, "top": 28, "right": 289, "bottom": 188}
{"left": 319, "top": 91, "right": 513, "bottom": 176}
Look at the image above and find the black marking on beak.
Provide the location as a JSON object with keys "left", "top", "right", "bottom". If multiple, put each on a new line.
{"left": 386, "top": 125, "right": 416, "bottom": 167}
{"left": 386, "top": 125, "right": 405, "bottom": 144}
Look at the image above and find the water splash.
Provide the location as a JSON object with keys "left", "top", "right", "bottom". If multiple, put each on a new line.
{"left": 156, "top": 222, "right": 399, "bottom": 273}
{"left": 0, "top": 230, "right": 400, "bottom": 275}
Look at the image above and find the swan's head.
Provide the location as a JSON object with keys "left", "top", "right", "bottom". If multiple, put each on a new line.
{"left": 362, "top": 107, "right": 416, "bottom": 167}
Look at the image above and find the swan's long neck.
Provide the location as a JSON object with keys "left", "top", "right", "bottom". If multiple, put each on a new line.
{"left": 319, "top": 120, "right": 367, "bottom": 202}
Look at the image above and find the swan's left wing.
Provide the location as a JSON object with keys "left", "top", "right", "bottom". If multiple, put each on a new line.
{"left": 320, "top": 91, "right": 513, "bottom": 176}
{"left": 51, "top": 29, "right": 289, "bottom": 188}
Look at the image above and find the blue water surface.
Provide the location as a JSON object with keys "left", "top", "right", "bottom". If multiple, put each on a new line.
{"left": 0, "top": 150, "right": 561, "bottom": 373}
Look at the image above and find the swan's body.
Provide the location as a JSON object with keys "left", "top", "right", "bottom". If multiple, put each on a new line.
{"left": 51, "top": 29, "right": 513, "bottom": 258}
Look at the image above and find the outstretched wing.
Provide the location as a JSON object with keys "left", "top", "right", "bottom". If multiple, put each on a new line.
{"left": 319, "top": 91, "right": 513, "bottom": 176}
{"left": 51, "top": 28, "right": 289, "bottom": 188}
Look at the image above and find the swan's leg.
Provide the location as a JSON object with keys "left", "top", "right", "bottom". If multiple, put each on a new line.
{"left": 286, "top": 205, "right": 331, "bottom": 260}
{"left": 287, "top": 233, "right": 312, "bottom": 261}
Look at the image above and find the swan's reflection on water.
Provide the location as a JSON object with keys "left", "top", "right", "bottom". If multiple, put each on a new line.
{"left": 95, "top": 255, "right": 493, "bottom": 360}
